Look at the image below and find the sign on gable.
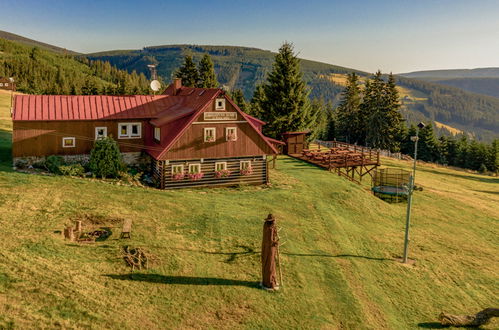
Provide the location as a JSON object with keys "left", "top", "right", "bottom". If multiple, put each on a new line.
{"left": 204, "top": 112, "right": 237, "bottom": 121}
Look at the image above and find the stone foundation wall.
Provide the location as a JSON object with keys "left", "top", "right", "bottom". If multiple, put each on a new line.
{"left": 13, "top": 152, "right": 150, "bottom": 169}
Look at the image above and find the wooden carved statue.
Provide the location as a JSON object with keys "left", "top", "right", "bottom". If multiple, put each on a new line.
{"left": 261, "top": 214, "right": 279, "bottom": 290}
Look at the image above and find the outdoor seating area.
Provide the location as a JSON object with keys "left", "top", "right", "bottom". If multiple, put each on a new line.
{"left": 290, "top": 141, "right": 380, "bottom": 183}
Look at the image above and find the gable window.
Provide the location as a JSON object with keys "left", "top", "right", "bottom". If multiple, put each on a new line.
{"left": 215, "top": 98, "right": 226, "bottom": 110}
{"left": 62, "top": 137, "right": 75, "bottom": 148}
{"left": 215, "top": 162, "right": 227, "bottom": 171}
{"left": 154, "top": 127, "right": 161, "bottom": 142}
{"left": 240, "top": 160, "right": 251, "bottom": 170}
{"left": 118, "top": 122, "right": 141, "bottom": 139}
{"left": 95, "top": 127, "right": 107, "bottom": 140}
{"left": 226, "top": 127, "right": 237, "bottom": 141}
{"left": 188, "top": 163, "right": 201, "bottom": 174}
{"left": 204, "top": 128, "right": 216, "bottom": 142}
{"left": 172, "top": 164, "right": 184, "bottom": 174}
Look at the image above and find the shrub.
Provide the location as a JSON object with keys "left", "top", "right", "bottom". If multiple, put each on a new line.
{"left": 44, "top": 155, "right": 65, "bottom": 174}
{"left": 478, "top": 163, "right": 488, "bottom": 174}
{"left": 118, "top": 171, "right": 143, "bottom": 186}
{"left": 59, "top": 164, "right": 85, "bottom": 177}
{"left": 89, "top": 137, "right": 126, "bottom": 178}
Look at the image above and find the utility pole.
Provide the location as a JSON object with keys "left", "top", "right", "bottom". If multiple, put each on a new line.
{"left": 403, "top": 122, "right": 425, "bottom": 263}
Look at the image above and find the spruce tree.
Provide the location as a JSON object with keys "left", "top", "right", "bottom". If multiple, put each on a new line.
{"left": 336, "top": 73, "right": 361, "bottom": 143}
{"left": 248, "top": 84, "right": 266, "bottom": 118}
{"left": 197, "top": 54, "right": 218, "bottom": 88}
{"left": 175, "top": 55, "right": 199, "bottom": 87}
{"left": 230, "top": 89, "right": 247, "bottom": 111}
{"left": 259, "top": 42, "right": 313, "bottom": 139}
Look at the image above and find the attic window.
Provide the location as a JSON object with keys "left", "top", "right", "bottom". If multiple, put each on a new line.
{"left": 154, "top": 127, "right": 161, "bottom": 142}
{"left": 215, "top": 98, "right": 226, "bottom": 110}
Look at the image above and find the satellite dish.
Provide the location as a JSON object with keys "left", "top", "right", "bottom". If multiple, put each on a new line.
{"left": 150, "top": 80, "right": 161, "bottom": 92}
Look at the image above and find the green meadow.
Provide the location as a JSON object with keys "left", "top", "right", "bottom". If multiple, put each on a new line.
{"left": 0, "top": 91, "right": 497, "bottom": 329}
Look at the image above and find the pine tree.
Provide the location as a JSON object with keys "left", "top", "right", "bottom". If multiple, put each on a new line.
{"left": 336, "top": 73, "right": 362, "bottom": 143}
{"left": 175, "top": 55, "right": 199, "bottom": 87}
{"left": 230, "top": 89, "right": 247, "bottom": 111}
{"left": 197, "top": 54, "right": 218, "bottom": 88}
{"left": 364, "top": 71, "right": 389, "bottom": 148}
{"left": 385, "top": 73, "right": 405, "bottom": 151}
{"left": 417, "top": 124, "right": 439, "bottom": 162}
{"left": 258, "top": 42, "right": 313, "bottom": 139}
{"left": 248, "top": 84, "right": 266, "bottom": 118}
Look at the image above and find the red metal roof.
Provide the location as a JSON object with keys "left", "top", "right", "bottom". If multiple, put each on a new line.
{"left": 12, "top": 89, "right": 220, "bottom": 122}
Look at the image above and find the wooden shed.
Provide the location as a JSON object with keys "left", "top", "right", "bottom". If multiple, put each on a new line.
{"left": 282, "top": 131, "right": 309, "bottom": 155}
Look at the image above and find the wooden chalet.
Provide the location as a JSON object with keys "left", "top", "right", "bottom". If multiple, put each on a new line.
{"left": 12, "top": 79, "right": 279, "bottom": 189}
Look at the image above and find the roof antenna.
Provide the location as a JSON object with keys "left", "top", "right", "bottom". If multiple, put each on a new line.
{"left": 147, "top": 64, "right": 161, "bottom": 95}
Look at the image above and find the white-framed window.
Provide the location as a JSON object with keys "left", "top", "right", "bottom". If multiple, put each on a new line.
{"left": 171, "top": 164, "right": 184, "bottom": 174}
{"left": 204, "top": 128, "right": 216, "bottom": 142}
{"left": 95, "top": 127, "right": 107, "bottom": 140}
{"left": 118, "top": 122, "right": 141, "bottom": 139}
{"left": 226, "top": 127, "right": 237, "bottom": 141}
{"left": 62, "top": 137, "right": 75, "bottom": 148}
{"left": 215, "top": 98, "right": 226, "bottom": 110}
{"left": 240, "top": 160, "right": 252, "bottom": 170}
{"left": 215, "top": 162, "right": 227, "bottom": 171}
{"left": 188, "top": 163, "right": 201, "bottom": 174}
{"left": 154, "top": 127, "right": 161, "bottom": 142}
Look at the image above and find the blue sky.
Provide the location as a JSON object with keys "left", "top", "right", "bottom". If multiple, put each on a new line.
{"left": 1, "top": 0, "right": 498, "bottom": 73}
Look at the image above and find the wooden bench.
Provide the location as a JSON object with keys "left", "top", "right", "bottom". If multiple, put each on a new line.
{"left": 120, "top": 219, "right": 132, "bottom": 239}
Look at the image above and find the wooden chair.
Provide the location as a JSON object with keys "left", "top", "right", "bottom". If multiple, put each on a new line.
{"left": 120, "top": 219, "right": 132, "bottom": 239}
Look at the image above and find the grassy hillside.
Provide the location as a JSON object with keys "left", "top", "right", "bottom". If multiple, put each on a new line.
{"left": 0, "top": 92, "right": 498, "bottom": 329}
{"left": 86, "top": 45, "right": 499, "bottom": 141}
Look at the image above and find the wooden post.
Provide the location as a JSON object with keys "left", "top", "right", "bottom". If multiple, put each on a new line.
{"left": 75, "top": 220, "right": 82, "bottom": 233}
{"left": 64, "top": 226, "right": 74, "bottom": 241}
{"left": 377, "top": 149, "right": 380, "bottom": 165}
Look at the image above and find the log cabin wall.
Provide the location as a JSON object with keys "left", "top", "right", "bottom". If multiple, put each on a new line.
{"left": 153, "top": 156, "right": 268, "bottom": 189}
{"left": 12, "top": 119, "right": 151, "bottom": 158}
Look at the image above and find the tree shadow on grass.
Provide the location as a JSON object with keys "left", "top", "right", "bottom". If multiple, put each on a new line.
{"left": 417, "top": 322, "right": 446, "bottom": 329}
{"left": 104, "top": 274, "right": 259, "bottom": 288}
{"left": 473, "top": 190, "right": 499, "bottom": 195}
{"left": 422, "top": 168, "right": 498, "bottom": 184}
{"left": 283, "top": 253, "right": 392, "bottom": 261}
{"left": 0, "top": 128, "right": 13, "bottom": 173}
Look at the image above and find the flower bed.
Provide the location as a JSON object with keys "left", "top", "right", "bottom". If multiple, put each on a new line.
{"left": 240, "top": 166, "right": 253, "bottom": 176}
{"left": 172, "top": 173, "right": 185, "bottom": 181}
{"left": 188, "top": 172, "right": 204, "bottom": 181}
{"left": 215, "top": 169, "right": 231, "bottom": 178}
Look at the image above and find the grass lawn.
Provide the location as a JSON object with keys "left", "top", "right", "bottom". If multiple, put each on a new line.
{"left": 0, "top": 91, "right": 498, "bottom": 329}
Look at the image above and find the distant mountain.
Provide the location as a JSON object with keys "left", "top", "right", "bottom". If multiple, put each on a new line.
{"left": 399, "top": 67, "right": 499, "bottom": 79}
{"left": 0, "top": 30, "right": 79, "bottom": 55}
{"left": 399, "top": 68, "right": 499, "bottom": 98}
{"left": 87, "top": 45, "right": 499, "bottom": 141}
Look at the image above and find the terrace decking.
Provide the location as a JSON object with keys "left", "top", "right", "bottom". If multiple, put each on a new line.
{"left": 289, "top": 141, "right": 380, "bottom": 184}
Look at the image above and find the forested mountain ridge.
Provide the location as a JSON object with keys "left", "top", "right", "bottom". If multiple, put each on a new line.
{"left": 399, "top": 67, "right": 499, "bottom": 99}
{"left": 0, "top": 30, "right": 79, "bottom": 55}
{"left": 87, "top": 45, "right": 498, "bottom": 141}
{"left": 0, "top": 38, "right": 149, "bottom": 95}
